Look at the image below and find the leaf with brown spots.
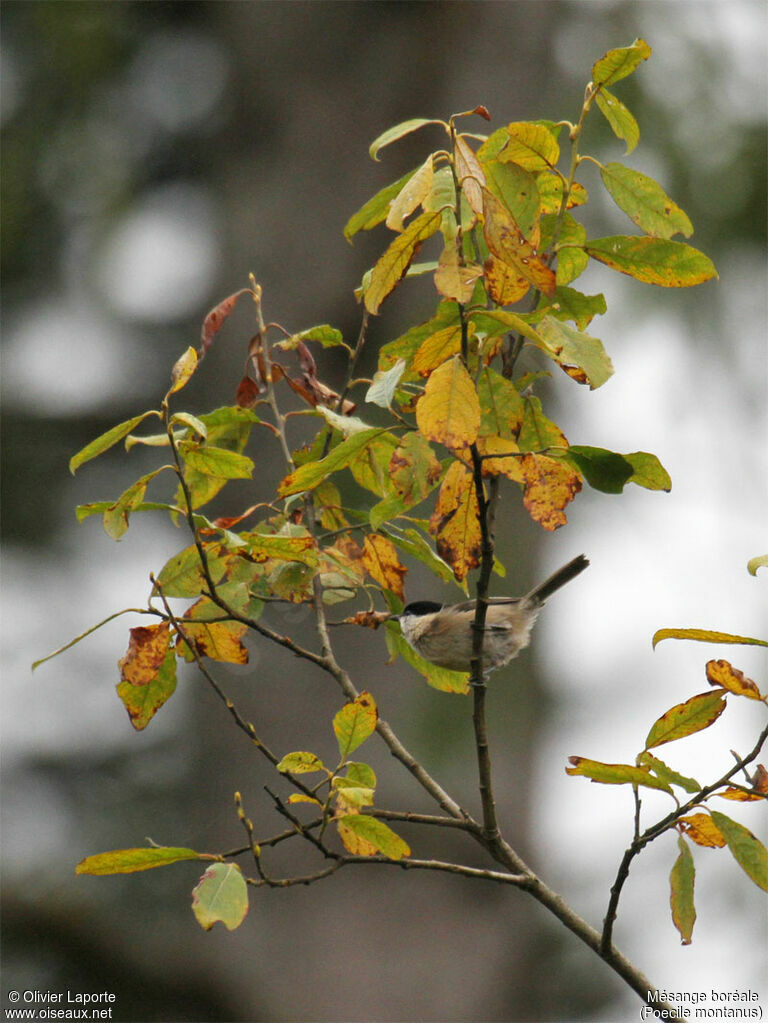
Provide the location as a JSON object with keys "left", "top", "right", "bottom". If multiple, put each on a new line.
{"left": 678, "top": 813, "right": 726, "bottom": 848}
{"left": 519, "top": 453, "right": 582, "bottom": 531}
{"left": 705, "top": 659, "right": 764, "bottom": 701}
{"left": 362, "top": 534, "right": 407, "bottom": 599}
{"left": 482, "top": 189, "right": 556, "bottom": 297}
{"left": 389, "top": 432, "right": 442, "bottom": 505}
{"left": 116, "top": 644, "right": 178, "bottom": 730}
{"left": 118, "top": 624, "right": 172, "bottom": 687}
{"left": 429, "top": 461, "right": 481, "bottom": 581}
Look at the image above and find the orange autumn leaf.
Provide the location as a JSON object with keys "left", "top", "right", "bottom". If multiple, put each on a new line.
{"left": 429, "top": 461, "right": 481, "bottom": 581}
{"left": 519, "top": 453, "right": 582, "bottom": 531}
{"left": 362, "top": 534, "right": 407, "bottom": 599}
{"left": 679, "top": 813, "right": 726, "bottom": 848}
{"left": 118, "top": 624, "right": 172, "bottom": 687}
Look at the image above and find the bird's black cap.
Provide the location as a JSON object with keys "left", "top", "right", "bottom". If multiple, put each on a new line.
{"left": 400, "top": 601, "right": 443, "bottom": 616}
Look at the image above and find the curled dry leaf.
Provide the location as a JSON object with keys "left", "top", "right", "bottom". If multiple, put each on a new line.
{"left": 342, "top": 610, "right": 391, "bottom": 629}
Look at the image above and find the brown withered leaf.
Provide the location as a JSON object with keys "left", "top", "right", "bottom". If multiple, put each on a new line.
{"left": 200, "top": 289, "right": 250, "bottom": 356}
{"left": 519, "top": 453, "right": 582, "bottom": 531}
{"left": 705, "top": 659, "right": 764, "bottom": 701}
{"left": 342, "top": 610, "right": 391, "bottom": 630}
{"left": 118, "top": 624, "right": 172, "bottom": 687}
{"left": 362, "top": 534, "right": 407, "bottom": 599}
{"left": 678, "top": 813, "right": 726, "bottom": 848}
{"left": 272, "top": 342, "right": 356, "bottom": 414}
{"left": 429, "top": 461, "right": 481, "bottom": 581}
{"left": 235, "top": 375, "right": 263, "bottom": 408}
{"left": 482, "top": 188, "right": 556, "bottom": 297}
{"left": 754, "top": 764, "right": 768, "bottom": 794}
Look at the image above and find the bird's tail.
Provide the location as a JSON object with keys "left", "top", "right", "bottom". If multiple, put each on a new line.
{"left": 526, "top": 554, "right": 589, "bottom": 605}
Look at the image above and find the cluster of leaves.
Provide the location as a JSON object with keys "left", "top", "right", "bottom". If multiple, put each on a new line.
{"left": 39, "top": 40, "right": 766, "bottom": 981}
{"left": 568, "top": 630, "right": 768, "bottom": 946}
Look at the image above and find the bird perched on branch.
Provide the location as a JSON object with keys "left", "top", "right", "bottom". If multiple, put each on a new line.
{"left": 391, "top": 554, "right": 589, "bottom": 674}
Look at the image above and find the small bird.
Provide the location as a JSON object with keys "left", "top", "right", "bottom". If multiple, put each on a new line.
{"left": 392, "top": 554, "right": 589, "bottom": 674}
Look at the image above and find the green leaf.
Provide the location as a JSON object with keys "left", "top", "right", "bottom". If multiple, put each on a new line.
{"left": 600, "top": 163, "right": 693, "bottom": 240}
{"left": 336, "top": 813, "right": 411, "bottom": 860}
{"left": 595, "top": 87, "right": 640, "bottom": 154}
{"left": 747, "top": 554, "right": 768, "bottom": 576}
{"left": 191, "top": 862, "right": 249, "bottom": 931}
{"left": 537, "top": 287, "right": 607, "bottom": 331}
{"left": 652, "top": 628, "right": 768, "bottom": 650}
{"left": 669, "top": 835, "right": 696, "bottom": 945}
{"left": 154, "top": 543, "right": 227, "bottom": 598}
{"left": 69, "top": 411, "right": 160, "bottom": 474}
{"left": 565, "top": 757, "right": 673, "bottom": 792}
{"left": 623, "top": 451, "right": 672, "bottom": 491}
{"left": 564, "top": 446, "right": 633, "bottom": 494}
{"left": 584, "top": 236, "right": 717, "bottom": 287}
{"left": 103, "top": 468, "right": 168, "bottom": 540}
{"left": 381, "top": 527, "right": 458, "bottom": 587}
{"left": 279, "top": 428, "right": 389, "bottom": 497}
{"left": 385, "top": 624, "right": 469, "bottom": 694}
{"left": 592, "top": 38, "right": 652, "bottom": 87}
{"left": 333, "top": 692, "right": 378, "bottom": 758}
{"left": 116, "top": 644, "right": 178, "bottom": 731}
{"left": 532, "top": 316, "right": 614, "bottom": 389}
{"left": 476, "top": 366, "right": 525, "bottom": 439}
{"left": 368, "top": 118, "right": 441, "bottom": 161}
{"left": 76, "top": 846, "right": 206, "bottom": 875}
{"left": 344, "top": 168, "right": 419, "bottom": 241}
{"left": 481, "top": 159, "right": 540, "bottom": 241}
{"left": 178, "top": 442, "right": 254, "bottom": 480}
{"left": 277, "top": 324, "right": 346, "bottom": 350}
{"left": 709, "top": 811, "right": 768, "bottom": 892}
{"left": 344, "top": 762, "right": 377, "bottom": 789}
{"left": 644, "top": 690, "right": 727, "bottom": 750}
{"left": 637, "top": 752, "right": 700, "bottom": 794}
{"left": 276, "top": 751, "right": 327, "bottom": 774}
{"left": 366, "top": 359, "right": 406, "bottom": 408}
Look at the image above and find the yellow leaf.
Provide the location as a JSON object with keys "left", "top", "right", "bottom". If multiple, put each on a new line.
{"left": 168, "top": 346, "right": 198, "bottom": 394}
{"left": 336, "top": 812, "right": 379, "bottom": 856}
{"left": 679, "top": 813, "right": 726, "bottom": 848}
{"left": 429, "top": 461, "right": 481, "bottom": 582}
{"left": 416, "top": 356, "right": 480, "bottom": 451}
{"left": 519, "top": 453, "right": 582, "bottom": 531}
{"left": 669, "top": 835, "right": 696, "bottom": 945}
{"left": 385, "top": 155, "right": 434, "bottom": 232}
{"left": 333, "top": 692, "right": 378, "bottom": 758}
{"left": 362, "top": 534, "right": 407, "bottom": 599}
{"left": 705, "top": 659, "right": 764, "bottom": 701}
{"left": 472, "top": 435, "right": 523, "bottom": 479}
{"left": 364, "top": 211, "right": 442, "bottom": 314}
{"left": 482, "top": 189, "right": 556, "bottom": 296}
{"left": 483, "top": 252, "right": 531, "bottom": 305}
{"left": 433, "top": 239, "right": 483, "bottom": 304}
{"left": 177, "top": 617, "right": 249, "bottom": 665}
{"left": 412, "top": 322, "right": 465, "bottom": 376}
{"left": 497, "top": 121, "right": 560, "bottom": 172}
{"left": 645, "top": 691, "right": 727, "bottom": 749}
